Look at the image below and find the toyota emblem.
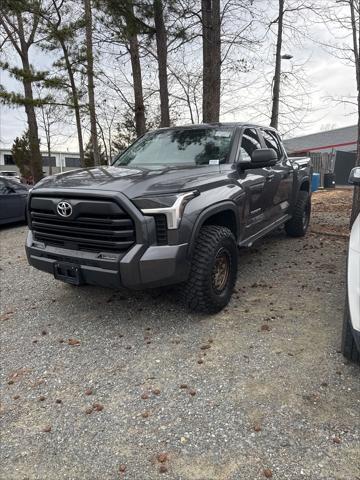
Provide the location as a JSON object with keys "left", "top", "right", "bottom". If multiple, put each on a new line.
{"left": 57, "top": 201, "right": 73, "bottom": 217}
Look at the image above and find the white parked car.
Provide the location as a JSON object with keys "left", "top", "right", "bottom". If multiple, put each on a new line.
{"left": 342, "top": 166, "right": 360, "bottom": 363}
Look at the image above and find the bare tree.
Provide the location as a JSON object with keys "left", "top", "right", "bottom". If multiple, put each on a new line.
{"left": 323, "top": 0, "right": 359, "bottom": 224}
{"left": 348, "top": 0, "right": 360, "bottom": 225}
{"left": 99, "top": 0, "right": 147, "bottom": 137}
{"left": 40, "top": 0, "right": 86, "bottom": 166}
{"left": 270, "top": 0, "right": 285, "bottom": 129}
{"left": 201, "top": 0, "right": 221, "bottom": 122}
{"left": 84, "top": 0, "right": 100, "bottom": 166}
{"left": 39, "top": 106, "right": 56, "bottom": 175}
{"left": 128, "top": 4, "right": 147, "bottom": 136}
{"left": 153, "top": 0, "right": 170, "bottom": 126}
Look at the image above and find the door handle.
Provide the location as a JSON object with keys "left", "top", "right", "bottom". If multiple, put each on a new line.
{"left": 266, "top": 174, "right": 275, "bottom": 181}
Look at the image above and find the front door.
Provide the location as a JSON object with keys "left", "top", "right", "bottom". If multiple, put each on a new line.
{"left": 236, "top": 128, "right": 277, "bottom": 241}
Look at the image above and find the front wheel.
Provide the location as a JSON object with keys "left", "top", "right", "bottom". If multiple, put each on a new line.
{"left": 285, "top": 190, "right": 311, "bottom": 237}
{"left": 182, "top": 225, "right": 238, "bottom": 313}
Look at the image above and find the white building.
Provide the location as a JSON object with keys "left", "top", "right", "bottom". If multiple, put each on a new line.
{"left": 0, "top": 148, "right": 81, "bottom": 176}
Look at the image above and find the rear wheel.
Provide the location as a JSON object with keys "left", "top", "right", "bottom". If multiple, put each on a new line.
{"left": 341, "top": 296, "right": 360, "bottom": 363}
{"left": 182, "top": 225, "right": 238, "bottom": 313}
{"left": 285, "top": 190, "right": 311, "bottom": 237}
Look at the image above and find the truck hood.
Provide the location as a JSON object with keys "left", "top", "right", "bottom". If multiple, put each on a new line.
{"left": 32, "top": 165, "right": 226, "bottom": 199}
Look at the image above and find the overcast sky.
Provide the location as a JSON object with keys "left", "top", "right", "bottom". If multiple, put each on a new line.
{"left": 0, "top": 4, "right": 357, "bottom": 153}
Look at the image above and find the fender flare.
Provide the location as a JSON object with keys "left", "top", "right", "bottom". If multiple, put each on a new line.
{"left": 299, "top": 176, "right": 311, "bottom": 192}
{"left": 188, "top": 201, "right": 240, "bottom": 257}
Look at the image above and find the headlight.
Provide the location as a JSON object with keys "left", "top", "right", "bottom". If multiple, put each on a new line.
{"left": 132, "top": 190, "right": 199, "bottom": 229}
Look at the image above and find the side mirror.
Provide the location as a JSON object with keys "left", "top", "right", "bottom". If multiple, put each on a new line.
{"left": 349, "top": 166, "right": 360, "bottom": 185}
{"left": 251, "top": 148, "right": 277, "bottom": 166}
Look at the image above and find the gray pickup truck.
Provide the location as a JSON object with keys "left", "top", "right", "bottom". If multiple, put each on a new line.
{"left": 26, "top": 123, "right": 312, "bottom": 312}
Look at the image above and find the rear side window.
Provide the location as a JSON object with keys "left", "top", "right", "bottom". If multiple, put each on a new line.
{"left": 239, "top": 128, "right": 262, "bottom": 162}
{"left": 261, "top": 130, "right": 283, "bottom": 159}
{"left": 8, "top": 180, "right": 27, "bottom": 191}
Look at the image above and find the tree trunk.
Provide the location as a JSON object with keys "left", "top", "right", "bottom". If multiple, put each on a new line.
{"left": 270, "top": 0, "right": 284, "bottom": 130}
{"left": 60, "top": 40, "right": 85, "bottom": 167}
{"left": 201, "top": 0, "right": 221, "bottom": 123}
{"left": 349, "top": 0, "right": 360, "bottom": 227}
{"left": 128, "top": 32, "right": 146, "bottom": 137}
{"left": 47, "top": 138, "right": 53, "bottom": 176}
{"left": 153, "top": 0, "right": 170, "bottom": 127}
{"left": 84, "top": 0, "right": 100, "bottom": 166}
{"left": 21, "top": 55, "right": 43, "bottom": 183}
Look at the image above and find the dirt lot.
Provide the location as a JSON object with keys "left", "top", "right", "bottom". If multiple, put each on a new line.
{"left": 0, "top": 189, "right": 359, "bottom": 480}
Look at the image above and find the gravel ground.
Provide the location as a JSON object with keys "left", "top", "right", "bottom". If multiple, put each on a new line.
{"left": 0, "top": 190, "right": 359, "bottom": 480}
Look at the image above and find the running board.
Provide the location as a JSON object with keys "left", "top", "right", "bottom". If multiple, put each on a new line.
{"left": 239, "top": 214, "right": 291, "bottom": 247}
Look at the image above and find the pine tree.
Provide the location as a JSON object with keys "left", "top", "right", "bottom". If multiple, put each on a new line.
{"left": 11, "top": 131, "right": 33, "bottom": 181}
{"left": 0, "top": 0, "right": 45, "bottom": 183}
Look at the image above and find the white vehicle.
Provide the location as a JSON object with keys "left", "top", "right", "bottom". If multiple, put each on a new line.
{"left": 342, "top": 166, "right": 360, "bottom": 363}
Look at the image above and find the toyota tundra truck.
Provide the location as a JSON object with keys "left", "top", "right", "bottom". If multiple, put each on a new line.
{"left": 25, "top": 123, "right": 312, "bottom": 312}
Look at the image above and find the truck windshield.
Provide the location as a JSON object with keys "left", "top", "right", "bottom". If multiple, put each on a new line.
{"left": 113, "top": 128, "right": 235, "bottom": 168}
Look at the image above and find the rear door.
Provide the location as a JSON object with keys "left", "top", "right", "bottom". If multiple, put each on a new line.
{"left": 0, "top": 179, "right": 11, "bottom": 222}
{"left": 0, "top": 179, "right": 26, "bottom": 221}
{"left": 236, "top": 127, "right": 276, "bottom": 240}
{"left": 259, "top": 128, "right": 294, "bottom": 219}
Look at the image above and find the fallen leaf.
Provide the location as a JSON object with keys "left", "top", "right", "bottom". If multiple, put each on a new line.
{"left": 119, "top": 464, "right": 126, "bottom": 473}
{"left": 260, "top": 324, "right": 271, "bottom": 332}
{"left": 68, "top": 338, "right": 80, "bottom": 346}
{"left": 159, "top": 465, "right": 168, "bottom": 473}
{"left": 93, "top": 403, "right": 104, "bottom": 412}
{"left": 263, "top": 468, "right": 273, "bottom": 478}
{"left": 42, "top": 425, "right": 51, "bottom": 433}
{"left": 84, "top": 388, "right": 93, "bottom": 396}
{"left": 156, "top": 452, "right": 168, "bottom": 463}
{"left": 254, "top": 424, "right": 262, "bottom": 432}
{"left": 189, "top": 389, "right": 196, "bottom": 396}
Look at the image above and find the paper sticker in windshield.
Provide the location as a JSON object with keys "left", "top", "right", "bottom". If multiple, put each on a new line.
{"left": 209, "top": 159, "right": 219, "bottom": 165}
{"left": 214, "top": 130, "right": 231, "bottom": 137}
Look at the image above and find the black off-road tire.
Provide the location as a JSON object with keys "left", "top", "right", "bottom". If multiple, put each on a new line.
{"left": 182, "top": 225, "right": 238, "bottom": 313}
{"left": 341, "top": 296, "right": 360, "bottom": 363}
{"left": 285, "top": 190, "right": 311, "bottom": 237}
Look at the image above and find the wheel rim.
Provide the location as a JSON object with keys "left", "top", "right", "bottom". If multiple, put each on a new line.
{"left": 212, "top": 248, "right": 231, "bottom": 293}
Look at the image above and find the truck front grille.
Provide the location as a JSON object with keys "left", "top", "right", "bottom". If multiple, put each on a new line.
{"left": 30, "top": 196, "right": 136, "bottom": 253}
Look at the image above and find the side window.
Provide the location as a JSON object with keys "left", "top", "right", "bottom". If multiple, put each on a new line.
{"left": 261, "top": 130, "right": 283, "bottom": 159}
{"left": 239, "top": 128, "right": 261, "bottom": 162}
{"left": 0, "top": 180, "right": 10, "bottom": 195}
{"left": 8, "top": 181, "right": 26, "bottom": 192}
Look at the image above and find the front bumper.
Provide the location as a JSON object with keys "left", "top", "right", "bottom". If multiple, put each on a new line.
{"left": 26, "top": 230, "right": 190, "bottom": 289}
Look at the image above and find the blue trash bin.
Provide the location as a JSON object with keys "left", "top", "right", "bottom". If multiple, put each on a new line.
{"left": 311, "top": 173, "right": 320, "bottom": 192}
